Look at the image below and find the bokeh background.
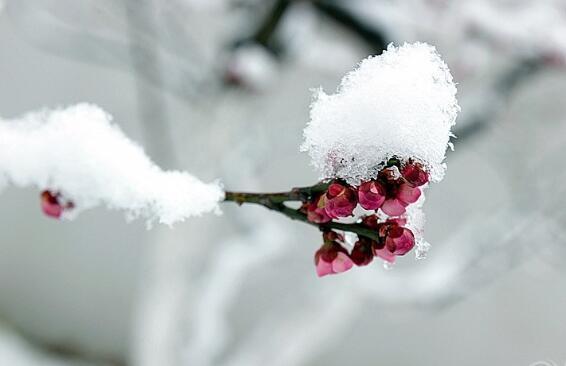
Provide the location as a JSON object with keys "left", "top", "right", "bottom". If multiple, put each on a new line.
{"left": 1, "top": 0, "right": 566, "bottom": 365}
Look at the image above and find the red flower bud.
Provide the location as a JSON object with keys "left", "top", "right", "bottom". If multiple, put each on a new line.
{"left": 385, "top": 226, "right": 415, "bottom": 256}
{"left": 401, "top": 162, "right": 429, "bottom": 187}
{"left": 324, "top": 183, "right": 357, "bottom": 219}
{"left": 350, "top": 238, "right": 374, "bottom": 266}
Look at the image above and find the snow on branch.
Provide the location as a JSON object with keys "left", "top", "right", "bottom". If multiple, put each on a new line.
{"left": 0, "top": 104, "right": 224, "bottom": 225}
{"left": 0, "top": 42, "right": 459, "bottom": 278}
{"left": 301, "top": 42, "right": 459, "bottom": 184}
{"left": 225, "top": 42, "right": 459, "bottom": 276}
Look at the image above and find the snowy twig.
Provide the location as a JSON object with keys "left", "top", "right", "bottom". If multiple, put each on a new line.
{"left": 224, "top": 183, "right": 381, "bottom": 241}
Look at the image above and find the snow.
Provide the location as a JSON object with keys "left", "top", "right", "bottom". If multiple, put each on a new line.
{"left": 0, "top": 104, "right": 224, "bottom": 225}
{"left": 301, "top": 42, "right": 459, "bottom": 184}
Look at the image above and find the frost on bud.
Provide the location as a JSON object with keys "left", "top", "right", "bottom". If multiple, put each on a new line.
{"left": 40, "top": 190, "right": 74, "bottom": 219}
{"left": 357, "top": 180, "right": 386, "bottom": 210}
{"left": 324, "top": 183, "right": 357, "bottom": 219}
{"left": 314, "top": 231, "right": 354, "bottom": 277}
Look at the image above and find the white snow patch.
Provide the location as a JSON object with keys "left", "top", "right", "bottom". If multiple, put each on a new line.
{"left": 0, "top": 104, "right": 224, "bottom": 225}
{"left": 301, "top": 42, "right": 459, "bottom": 184}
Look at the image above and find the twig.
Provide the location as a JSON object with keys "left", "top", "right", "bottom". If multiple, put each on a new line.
{"left": 224, "top": 183, "right": 380, "bottom": 241}
{"left": 312, "top": 0, "right": 388, "bottom": 53}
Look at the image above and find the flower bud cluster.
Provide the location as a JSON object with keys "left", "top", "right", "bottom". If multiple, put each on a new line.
{"left": 308, "top": 160, "right": 429, "bottom": 277}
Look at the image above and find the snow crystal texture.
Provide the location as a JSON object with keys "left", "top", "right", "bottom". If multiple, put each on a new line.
{"left": 0, "top": 104, "right": 224, "bottom": 225}
{"left": 301, "top": 42, "right": 459, "bottom": 184}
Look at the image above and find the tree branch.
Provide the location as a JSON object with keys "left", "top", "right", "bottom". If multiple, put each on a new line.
{"left": 224, "top": 183, "right": 380, "bottom": 241}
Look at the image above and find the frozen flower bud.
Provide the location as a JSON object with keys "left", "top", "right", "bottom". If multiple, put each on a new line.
{"left": 358, "top": 180, "right": 386, "bottom": 210}
{"left": 314, "top": 232, "right": 353, "bottom": 277}
{"left": 350, "top": 238, "right": 374, "bottom": 266}
{"left": 305, "top": 194, "right": 331, "bottom": 224}
{"left": 40, "top": 190, "right": 73, "bottom": 219}
{"left": 324, "top": 182, "right": 357, "bottom": 219}
{"left": 401, "top": 162, "right": 429, "bottom": 187}
{"left": 385, "top": 226, "right": 415, "bottom": 256}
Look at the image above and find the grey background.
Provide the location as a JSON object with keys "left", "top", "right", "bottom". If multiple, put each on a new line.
{"left": 0, "top": 1, "right": 565, "bottom": 365}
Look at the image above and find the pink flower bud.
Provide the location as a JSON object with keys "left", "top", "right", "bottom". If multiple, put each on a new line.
{"left": 41, "top": 191, "right": 63, "bottom": 218}
{"left": 380, "top": 184, "right": 421, "bottom": 216}
{"left": 324, "top": 183, "right": 357, "bottom": 219}
{"left": 314, "top": 250, "right": 353, "bottom": 277}
{"left": 385, "top": 226, "right": 415, "bottom": 256}
{"left": 314, "top": 233, "right": 353, "bottom": 277}
{"left": 371, "top": 220, "right": 415, "bottom": 262}
{"left": 40, "top": 190, "right": 73, "bottom": 219}
{"left": 357, "top": 180, "right": 386, "bottom": 210}
{"left": 350, "top": 238, "right": 374, "bottom": 266}
{"left": 401, "top": 162, "right": 429, "bottom": 187}
{"left": 306, "top": 195, "right": 331, "bottom": 223}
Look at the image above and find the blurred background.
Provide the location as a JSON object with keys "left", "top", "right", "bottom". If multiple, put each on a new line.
{"left": 0, "top": 0, "right": 566, "bottom": 365}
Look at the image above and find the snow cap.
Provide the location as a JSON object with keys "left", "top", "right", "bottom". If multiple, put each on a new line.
{"left": 301, "top": 42, "right": 459, "bottom": 184}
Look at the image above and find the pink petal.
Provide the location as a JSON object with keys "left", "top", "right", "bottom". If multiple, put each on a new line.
{"left": 41, "top": 191, "right": 63, "bottom": 219}
{"left": 397, "top": 184, "right": 421, "bottom": 204}
{"left": 331, "top": 252, "right": 354, "bottom": 273}
{"left": 316, "top": 259, "right": 334, "bottom": 277}
{"left": 42, "top": 201, "right": 63, "bottom": 218}
{"left": 374, "top": 247, "right": 396, "bottom": 263}
{"left": 381, "top": 198, "right": 407, "bottom": 216}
